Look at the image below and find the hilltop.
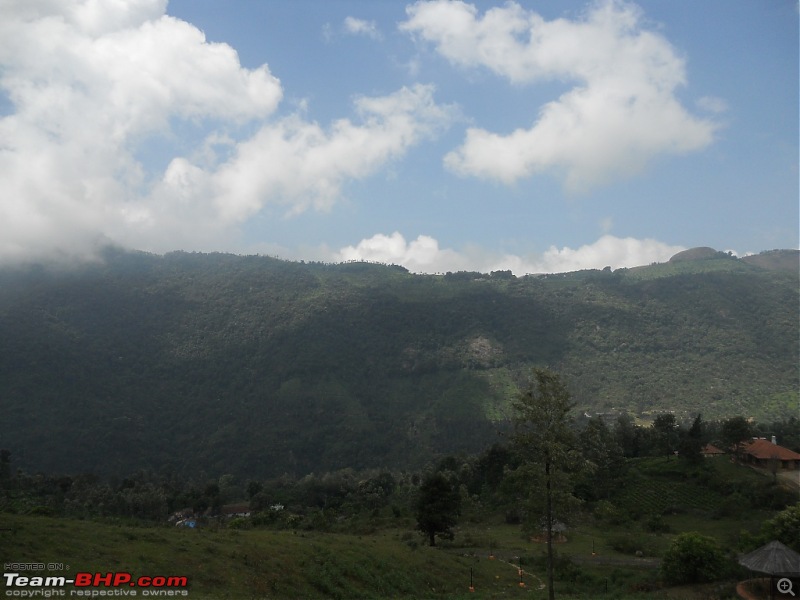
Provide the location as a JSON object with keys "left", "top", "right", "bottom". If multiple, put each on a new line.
{"left": 0, "top": 246, "right": 796, "bottom": 477}
{"left": 741, "top": 248, "right": 800, "bottom": 272}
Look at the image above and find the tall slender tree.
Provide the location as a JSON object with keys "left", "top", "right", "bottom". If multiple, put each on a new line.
{"left": 652, "top": 413, "right": 679, "bottom": 458}
{"left": 509, "top": 368, "right": 584, "bottom": 600}
{"left": 415, "top": 472, "right": 461, "bottom": 547}
{"left": 678, "top": 414, "right": 706, "bottom": 464}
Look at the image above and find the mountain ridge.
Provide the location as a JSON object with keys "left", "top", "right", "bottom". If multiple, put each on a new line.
{"left": 0, "top": 246, "right": 796, "bottom": 478}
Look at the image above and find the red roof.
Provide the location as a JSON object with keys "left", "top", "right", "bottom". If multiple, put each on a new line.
{"left": 702, "top": 443, "right": 725, "bottom": 455}
{"left": 743, "top": 438, "right": 800, "bottom": 460}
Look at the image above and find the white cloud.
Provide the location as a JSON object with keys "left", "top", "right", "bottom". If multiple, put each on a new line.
{"left": 532, "top": 235, "right": 684, "bottom": 273}
{"left": 335, "top": 232, "right": 685, "bottom": 275}
{"left": 696, "top": 96, "right": 728, "bottom": 114}
{"left": 0, "top": 1, "right": 455, "bottom": 263}
{"left": 337, "top": 232, "right": 466, "bottom": 271}
{"left": 122, "top": 83, "right": 456, "bottom": 252}
{"left": 208, "top": 84, "right": 457, "bottom": 222}
{"left": 401, "top": 0, "right": 718, "bottom": 190}
{"left": 343, "top": 16, "right": 383, "bottom": 40}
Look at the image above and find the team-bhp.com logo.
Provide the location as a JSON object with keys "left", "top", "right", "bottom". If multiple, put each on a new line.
{"left": 3, "top": 571, "right": 189, "bottom": 596}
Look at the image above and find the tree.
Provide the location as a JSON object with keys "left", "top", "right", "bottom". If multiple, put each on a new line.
{"left": 577, "top": 417, "right": 626, "bottom": 500}
{"left": 415, "top": 472, "right": 461, "bottom": 547}
{"left": 764, "top": 417, "right": 800, "bottom": 453}
{"left": 614, "top": 414, "right": 643, "bottom": 458}
{"left": 246, "top": 480, "right": 263, "bottom": 500}
{"left": 472, "top": 443, "right": 515, "bottom": 495}
{"left": 678, "top": 414, "right": 706, "bottom": 464}
{"left": 652, "top": 414, "right": 679, "bottom": 458}
{"left": 762, "top": 503, "right": 800, "bottom": 552}
{"left": 509, "top": 368, "right": 584, "bottom": 600}
{"left": 721, "top": 416, "right": 753, "bottom": 460}
{"left": 661, "top": 532, "right": 728, "bottom": 585}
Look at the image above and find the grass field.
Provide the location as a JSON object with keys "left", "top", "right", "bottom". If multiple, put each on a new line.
{"left": 0, "top": 459, "right": 787, "bottom": 599}
{"left": 0, "top": 511, "right": 758, "bottom": 599}
{"left": 1, "top": 514, "right": 556, "bottom": 599}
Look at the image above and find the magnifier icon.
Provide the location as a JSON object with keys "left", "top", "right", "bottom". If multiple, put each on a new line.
{"left": 778, "top": 578, "right": 796, "bottom": 597}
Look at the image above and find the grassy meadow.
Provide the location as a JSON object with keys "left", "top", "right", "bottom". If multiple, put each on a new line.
{"left": 1, "top": 457, "right": 785, "bottom": 599}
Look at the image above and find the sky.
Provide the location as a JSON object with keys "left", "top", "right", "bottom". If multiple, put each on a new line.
{"left": 0, "top": 0, "right": 797, "bottom": 274}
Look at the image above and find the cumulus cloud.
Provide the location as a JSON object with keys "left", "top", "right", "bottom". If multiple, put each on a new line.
{"left": 696, "top": 96, "right": 729, "bottom": 114}
{"left": 336, "top": 232, "right": 684, "bottom": 275}
{"left": 401, "top": 0, "right": 718, "bottom": 190}
{"left": 208, "top": 84, "right": 456, "bottom": 221}
{"left": 343, "top": 16, "right": 383, "bottom": 40}
{"left": 532, "top": 235, "right": 684, "bottom": 273}
{"left": 0, "top": 0, "right": 455, "bottom": 263}
{"left": 337, "top": 232, "right": 467, "bottom": 272}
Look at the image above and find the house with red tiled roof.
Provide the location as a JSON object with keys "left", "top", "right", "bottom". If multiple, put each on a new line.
{"left": 741, "top": 438, "right": 800, "bottom": 470}
{"left": 220, "top": 503, "right": 251, "bottom": 518}
{"left": 701, "top": 443, "right": 726, "bottom": 457}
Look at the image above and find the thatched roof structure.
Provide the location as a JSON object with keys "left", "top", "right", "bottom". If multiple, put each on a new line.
{"left": 739, "top": 541, "right": 800, "bottom": 575}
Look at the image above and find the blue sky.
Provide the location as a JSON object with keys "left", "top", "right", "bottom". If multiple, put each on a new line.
{"left": 0, "top": 1, "right": 797, "bottom": 273}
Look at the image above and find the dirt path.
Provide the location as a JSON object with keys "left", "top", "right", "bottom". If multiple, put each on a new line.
{"left": 776, "top": 470, "right": 800, "bottom": 493}
{"left": 447, "top": 547, "right": 661, "bottom": 569}
{"left": 571, "top": 554, "right": 661, "bottom": 569}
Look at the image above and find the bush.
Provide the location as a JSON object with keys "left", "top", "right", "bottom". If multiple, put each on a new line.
{"left": 710, "top": 492, "right": 747, "bottom": 519}
{"left": 752, "top": 484, "right": 796, "bottom": 511}
{"left": 661, "top": 532, "right": 728, "bottom": 585}
{"left": 762, "top": 503, "right": 800, "bottom": 552}
{"left": 504, "top": 507, "right": 522, "bottom": 524}
{"left": 227, "top": 517, "right": 250, "bottom": 529}
{"left": 594, "top": 500, "right": 630, "bottom": 525}
{"left": 645, "top": 514, "right": 670, "bottom": 533}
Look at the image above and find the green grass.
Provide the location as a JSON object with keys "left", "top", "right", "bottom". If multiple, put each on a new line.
{"left": 0, "top": 512, "right": 723, "bottom": 600}
{"left": 612, "top": 456, "right": 771, "bottom": 518}
{"left": 0, "top": 459, "right": 781, "bottom": 599}
{"left": 0, "top": 514, "right": 557, "bottom": 599}
{"left": 622, "top": 255, "right": 758, "bottom": 281}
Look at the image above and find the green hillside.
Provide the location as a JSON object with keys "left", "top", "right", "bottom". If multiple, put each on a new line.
{"left": 0, "top": 247, "right": 796, "bottom": 477}
{"left": 0, "top": 513, "right": 519, "bottom": 600}
{"left": 0, "top": 456, "right": 786, "bottom": 600}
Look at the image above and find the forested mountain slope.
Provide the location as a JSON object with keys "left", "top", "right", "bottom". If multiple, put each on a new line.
{"left": 0, "top": 247, "right": 796, "bottom": 477}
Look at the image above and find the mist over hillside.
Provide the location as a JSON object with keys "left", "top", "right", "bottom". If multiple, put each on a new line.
{"left": 0, "top": 247, "right": 796, "bottom": 478}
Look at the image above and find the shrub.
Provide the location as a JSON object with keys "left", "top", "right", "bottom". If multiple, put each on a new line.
{"left": 752, "top": 484, "right": 796, "bottom": 511}
{"left": 645, "top": 514, "right": 670, "bottom": 533}
{"left": 710, "top": 492, "right": 746, "bottom": 519}
{"left": 762, "top": 503, "right": 800, "bottom": 552}
{"left": 661, "top": 532, "right": 728, "bottom": 585}
{"left": 594, "top": 500, "right": 630, "bottom": 525}
{"left": 227, "top": 517, "right": 250, "bottom": 530}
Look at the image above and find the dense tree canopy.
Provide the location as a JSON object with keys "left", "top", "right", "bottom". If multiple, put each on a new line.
{"left": 678, "top": 414, "right": 707, "bottom": 464}
{"left": 762, "top": 504, "right": 800, "bottom": 552}
{"left": 577, "top": 417, "right": 626, "bottom": 500}
{"left": 0, "top": 249, "right": 796, "bottom": 478}
{"left": 415, "top": 472, "right": 461, "bottom": 547}
{"left": 721, "top": 416, "right": 754, "bottom": 459}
